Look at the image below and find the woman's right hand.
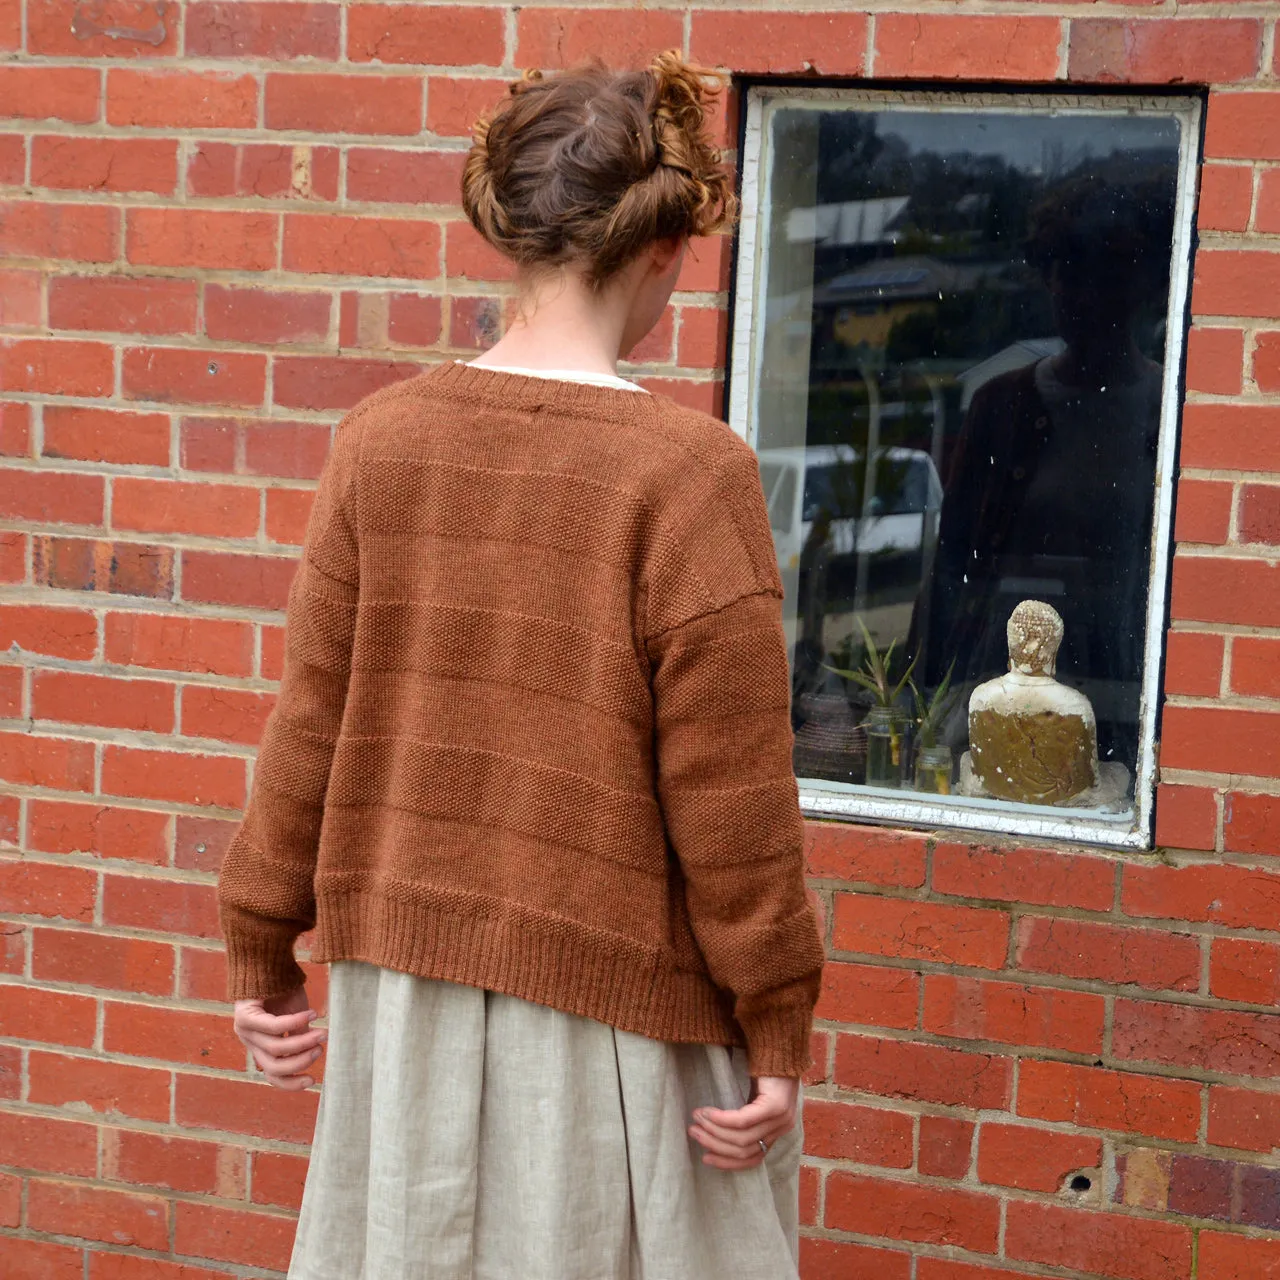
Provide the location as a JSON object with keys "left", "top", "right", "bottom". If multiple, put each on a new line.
{"left": 688, "top": 1075, "right": 799, "bottom": 1170}
{"left": 233, "top": 985, "right": 326, "bottom": 1091}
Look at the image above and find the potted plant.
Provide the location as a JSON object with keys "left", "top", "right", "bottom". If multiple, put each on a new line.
{"left": 909, "top": 661, "right": 958, "bottom": 794}
{"left": 824, "top": 618, "right": 915, "bottom": 788}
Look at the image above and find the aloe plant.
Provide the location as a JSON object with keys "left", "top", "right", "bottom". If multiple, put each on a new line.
{"left": 910, "top": 660, "right": 957, "bottom": 749}
{"left": 824, "top": 617, "right": 916, "bottom": 709}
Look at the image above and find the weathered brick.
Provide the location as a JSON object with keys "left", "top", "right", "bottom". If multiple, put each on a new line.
{"left": 1005, "top": 1200, "right": 1192, "bottom": 1280}
{"left": 1225, "top": 791, "right": 1280, "bottom": 854}
{"left": 832, "top": 894, "right": 1009, "bottom": 968}
{"left": 690, "top": 10, "right": 868, "bottom": 75}
{"left": 1015, "top": 916, "right": 1199, "bottom": 993}
{"left": 923, "top": 974, "right": 1105, "bottom": 1055}
{"left": 815, "top": 960, "right": 919, "bottom": 1031}
{"left": 875, "top": 14, "right": 1062, "bottom": 80}
{"left": 805, "top": 822, "right": 927, "bottom": 888}
{"left": 825, "top": 1172, "right": 1000, "bottom": 1253}
{"left": 835, "top": 1034, "right": 1012, "bottom": 1111}
{"left": 802, "top": 1099, "right": 913, "bottom": 1167}
{"left": 1069, "top": 18, "right": 1261, "bottom": 83}
{"left": 977, "top": 1124, "right": 1102, "bottom": 1193}
{"left": 347, "top": 4, "right": 504, "bottom": 65}
{"left": 918, "top": 1115, "right": 974, "bottom": 1179}
{"left": 187, "top": 1, "right": 340, "bottom": 59}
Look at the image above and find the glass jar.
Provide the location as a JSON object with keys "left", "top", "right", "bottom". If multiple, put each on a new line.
{"left": 863, "top": 705, "right": 903, "bottom": 789}
{"left": 915, "top": 744, "right": 954, "bottom": 794}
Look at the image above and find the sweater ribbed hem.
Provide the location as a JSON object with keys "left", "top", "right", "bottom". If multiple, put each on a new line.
{"left": 310, "top": 889, "right": 744, "bottom": 1051}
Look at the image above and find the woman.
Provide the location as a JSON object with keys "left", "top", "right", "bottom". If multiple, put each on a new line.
{"left": 217, "top": 51, "right": 825, "bottom": 1280}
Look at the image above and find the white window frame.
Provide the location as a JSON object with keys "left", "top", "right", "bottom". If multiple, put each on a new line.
{"left": 728, "top": 85, "right": 1202, "bottom": 851}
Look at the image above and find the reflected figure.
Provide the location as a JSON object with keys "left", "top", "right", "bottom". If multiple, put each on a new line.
{"left": 921, "top": 175, "right": 1168, "bottom": 777}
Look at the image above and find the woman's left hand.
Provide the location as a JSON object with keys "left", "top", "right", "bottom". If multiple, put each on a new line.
{"left": 688, "top": 1075, "right": 798, "bottom": 1170}
{"left": 234, "top": 985, "right": 326, "bottom": 1091}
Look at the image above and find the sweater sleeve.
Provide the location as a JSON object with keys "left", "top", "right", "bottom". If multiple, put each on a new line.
{"left": 645, "top": 456, "right": 825, "bottom": 1078}
{"left": 217, "top": 421, "right": 362, "bottom": 1001}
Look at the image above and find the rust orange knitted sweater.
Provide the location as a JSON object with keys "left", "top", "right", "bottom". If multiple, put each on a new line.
{"left": 217, "top": 361, "right": 825, "bottom": 1077}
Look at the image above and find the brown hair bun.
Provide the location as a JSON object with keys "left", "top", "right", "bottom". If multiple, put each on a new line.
{"left": 462, "top": 51, "right": 737, "bottom": 289}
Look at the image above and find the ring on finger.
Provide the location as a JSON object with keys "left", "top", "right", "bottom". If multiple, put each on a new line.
{"left": 757, "top": 1139, "right": 769, "bottom": 1156}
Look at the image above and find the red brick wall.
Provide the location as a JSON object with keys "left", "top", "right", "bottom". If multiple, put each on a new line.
{"left": 2, "top": 4, "right": 1279, "bottom": 1278}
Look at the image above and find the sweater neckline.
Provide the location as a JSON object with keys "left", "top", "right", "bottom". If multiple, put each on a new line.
{"left": 420, "top": 359, "right": 663, "bottom": 424}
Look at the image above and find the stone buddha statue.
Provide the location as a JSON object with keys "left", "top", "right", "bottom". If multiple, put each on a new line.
{"left": 962, "top": 600, "right": 1099, "bottom": 806}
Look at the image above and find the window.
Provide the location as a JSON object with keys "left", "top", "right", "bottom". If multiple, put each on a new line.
{"left": 729, "top": 89, "right": 1201, "bottom": 848}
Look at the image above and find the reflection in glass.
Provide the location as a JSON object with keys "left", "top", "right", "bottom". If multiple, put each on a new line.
{"left": 748, "top": 101, "right": 1183, "bottom": 823}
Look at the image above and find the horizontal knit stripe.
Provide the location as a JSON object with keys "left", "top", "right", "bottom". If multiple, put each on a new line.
{"left": 312, "top": 886, "right": 742, "bottom": 1051}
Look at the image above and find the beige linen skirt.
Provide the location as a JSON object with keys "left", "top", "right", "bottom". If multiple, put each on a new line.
{"left": 288, "top": 961, "right": 802, "bottom": 1280}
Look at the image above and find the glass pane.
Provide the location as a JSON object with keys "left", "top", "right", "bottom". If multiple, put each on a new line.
{"left": 749, "top": 100, "right": 1183, "bottom": 822}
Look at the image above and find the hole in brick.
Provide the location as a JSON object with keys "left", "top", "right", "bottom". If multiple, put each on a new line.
{"left": 1069, "top": 1174, "right": 1092, "bottom": 1193}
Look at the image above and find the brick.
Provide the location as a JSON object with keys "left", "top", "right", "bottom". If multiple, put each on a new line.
{"left": 933, "top": 842, "right": 1113, "bottom": 911}
{"left": 180, "top": 945, "right": 229, "bottom": 999}
{"left": 426, "top": 75, "right": 506, "bottom": 137}
{"left": 108, "top": 69, "right": 258, "bottom": 129}
{"left": 1009, "top": 1200, "right": 1191, "bottom": 1280}
{"left": 0, "top": 1169, "right": 16, "bottom": 1226}
{"left": 0, "top": 531, "right": 24, "bottom": 583}
{"left": 1240, "top": 484, "right": 1280, "bottom": 546}
{"left": 274, "top": 354, "right": 422, "bottom": 410}
{"left": 266, "top": 487, "right": 312, "bottom": 545}
{"left": 800, "top": 1239, "right": 911, "bottom": 1280}
{"left": 29, "top": 1179, "right": 168, "bottom": 1250}
{"left": 826, "top": 1172, "right": 1000, "bottom": 1253}
{"left": 104, "top": 1000, "right": 244, "bottom": 1069}
{"left": 127, "top": 208, "right": 278, "bottom": 272}
{"left": 1261, "top": 175, "right": 1280, "bottom": 236}
{"left": 1205, "top": 92, "right": 1280, "bottom": 161}
{"left": 1196, "top": 168, "right": 1253, "bottom": 235}
{"left": 27, "top": 0, "right": 175, "bottom": 55}
{"left": 105, "top": 1128, "right": 244, "bottom": 1201}
{"left": 44, "top": 406, "right": 172, "bottom": 467}
{"left": 449, "top": 295, "right": 502, "bottom": 351}
{"left": 387, "top": 293, "right": 443, "bottom": 347}
{"left": 923, "top": 975, "right": 1104, "bottom": 1055}
{"left": 0, "top": 666, "right": 21, "bottom": 718}
{"left": 33, "top": 670, "right": 174, "bottom": 733}
{"left": 182, "top": 685, "right": 275, "bottom": 745}
{"left": 626, "top": 310, "right": 674, "bottom": 365}
{"left": 181, "top": 550, "right": 298, "bottom": 610}
{"left": 1212, "top": 937, "right": 1280, "bottom": 1005}
{"left": 103, "top": 873, "right": 220, "bottom": 938}
{"left": 0, "top": 1109, "right": 97, "bottom": 1176}
{"left": 265, "top": 72, "right": 422, "bottom": 135}
{"left": 283, "top": 213, "right": 440, "bottom": 278}
{"left": 0, "top": 133, "right": 22, "bottom": 184}
{"left": 102, "top": 745, "right": 246, "bottom": 809}
{"left": 1257, "top": 331, "right": 1280, "bottom": 392}
{"left": 0, "top": 401, "right": 32, "bottom": 459}
{"left": 187, "top": 1, "right": 340, "bottom": 59}
{"left": 0, "top": 200, "right": 119, "bottom": 263}
{"left": 676, "top": 306, "right": 726, "bottom": 370}
{"left": 35, "top": 535, "right": 174, "bottom": 599}
{"left": 31, "top": 136, "right": 177, "bottom": 196}
{"left": 0, "top": 604, "right": 96, "bottom": 660}
{"left": 1019, "top": 1058, "right": 1199, "bottom": 1142}
{"left": 444, "top": 221, "right": 514, "bottom": 282}
{"left": 1155, "top": 781, "right": 1218, "bottom": 852}
{"left": 261, "top": 624, "right": 286, "bottom": 679}
{"left": 1161, "top": 704, "right": 1280, "bottom": 777}
{"left": 1124, "top": 861, "right": 1280, "bottom": 931}
{"left": 835, "top": 1034, "right": 1012, "bottom": 1111}
{"left": 802, "top": 1099, "right": 912, "bottom": 1167}
{"left": 48, "top": 274, "right": 196, "bottom": 335}
{"left": 805, "top": 823, "right": 926, "bottom": 888}
{"left": 348, "top": 4, "right": 504, "bottom": 65}
{"left": 122, "top": 347, "right": 267, "bottom": 409}
{"left": 175, "top": 1201, "right": 296, "bottom": 1272}
{"left": 0, "top": 1041, "right": 19, "bottom": 1091}
{"left": 0, "top": 858, "right": 95, "bottom": 921}
{"left": 0, "top": 1238, "right": 85, "bottom": 1280}
{"left": 180, "top": 417, "right": 239, "bottom": 473}
{"left": 176, "top": 1072, "right": 319, "bottom": 1144}
{"left": 691, "top": 10, "right": 868, "bottom": 75}
{"left": 113, "top": 477, "right": 261, "bottom": 539}
{"left": 1173, "top": 478, "right": 1232, "bottom": 545}
{"left": 0, "top": 65, "right": 101, "bottom": 123}
{"left": 1162, "top": 632, "right": 1223, "bottom": 698}
{"left": 251, "top": 1150, "right": 308, "bottom": 1209}
{"left": 978, "top": 1124, "right": 1102, "bottom": 1193}
{"left": 832, "top": 894, "right": 1009, "bottom": 969}
{"left": 0, "top": 269, "right": 42, "bottom": 328}
{"left": 875, "top": 14, "right": 1061, "bottom": 80}
{"left": 34, "top": 791, "right": 169, "bottom": 859}
{"left": 34, "top": 927, "right": 173, "bottom": 997}
{"left": 0, "top": 338, "right": 113, "bottom": 398}
{"left": 516, "top": 8, "right": 684, "bottom": 70}
{"left": 106, "top": 612, "right": 253, "bottom": 678}
{"left": 1180, "top": 404, "right": 1280, "bottom": 473}
{"left": 28, "top": 1049, "right": 170, "bottom": 1121}
{"left": 91, "top": 1256, "right": 238, "bottom": 1280}
{"left": 242, "top": 419, "right": 332, "bottom": 479}
{"left": 1173, "top": 557, "right": 1280, "bottom": 631}
{"left": 0, "top": 980, "right": 97, "bottom": 1048}
{"left": 204, "top": 284, "right": 331, "bottom": 346}
{"left": 188, "top": 140, "right": 340, "bottom": 201}
{"left": 1069, "top": 18, "right": 1260, "bottom": 83}
{"left": 347, "top": 147, "right": 464, "bottom": 205}
{"left": 1193, "top": 251, "right": 1280, "bottom": 320}
{"left": 1166, "top": 1153, "right": 1234, "bottom": 1221}
{"left": 1201, "top": 1230, "right": 1280, "bottom": 1278}
{"left": 918, "top": 1115, "right": 974, "bottom": 1179}
{"left": 1016, "top": 916, "right": 1199, "bottom": 993}
{"left": 1209, "top": 1085, "right": 1280, "bottom": 1153}
{"left": 1225, "top": 791, "right": 1280, "bottom": 855}
{"left": 1114, "top": 998, "right": 1280, "bottom": 1078}
{"left": 814, "top": 961, "right": 918, "bottom": 1031}
{"left": 175, "top": 815, "right": 238, "bottom": 875}
{"left": 0, "top": 731, "right": 95, "bottom": 792}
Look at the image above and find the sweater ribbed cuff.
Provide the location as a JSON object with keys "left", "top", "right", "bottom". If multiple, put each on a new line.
{"left": 224, "top": 930, "right": 307, "bottom": 1003}
{"left": 739, "top": 1005, "right": 816, "bottom": 1078}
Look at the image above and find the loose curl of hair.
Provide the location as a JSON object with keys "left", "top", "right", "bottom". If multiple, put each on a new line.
{"left": 462, "top": 51, "right": 737, "bottom": 289}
